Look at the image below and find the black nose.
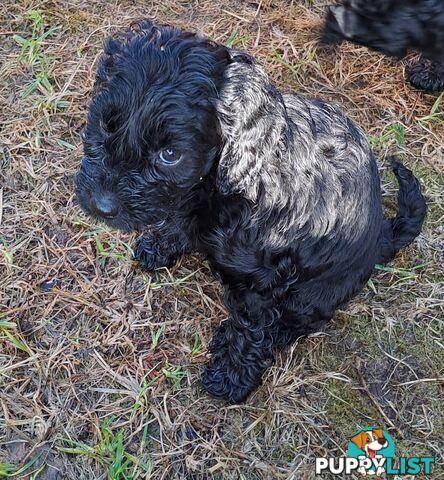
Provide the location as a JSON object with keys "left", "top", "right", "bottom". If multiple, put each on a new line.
{"left": 90, "top": 193, "right": 119, "bottom": 219}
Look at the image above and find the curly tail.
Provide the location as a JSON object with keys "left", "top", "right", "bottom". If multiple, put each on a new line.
{"left": 378, "top": 159, "right": 427, "bottom": 263}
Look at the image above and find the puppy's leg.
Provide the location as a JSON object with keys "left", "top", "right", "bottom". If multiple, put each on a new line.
{"left": 202, "top": 289, "right": 278, "bottom": 403}
{"left": 407, "top": 57, "right": 444, "bottom": 92}
{"left": 134, "top": 225, "right": 193, "bottom": 271}
{"left": 273, "top": 305, "right": 333, "bottom": 353}
{"left": 134, "top": 234, "right": 182, "bottom": 271}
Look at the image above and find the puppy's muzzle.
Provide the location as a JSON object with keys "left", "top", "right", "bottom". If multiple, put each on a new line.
{"left": 90, "top": 192, "right": 120, "bottom": 219}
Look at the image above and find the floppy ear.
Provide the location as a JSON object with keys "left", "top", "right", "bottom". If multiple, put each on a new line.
{"left": 214, "top": 50, "right": 291, "bottom": 201}
{"left": 350, "top": 0, "right": 392, "bottom": 15}
{"left": 329, "top": 5, "right": 358, "bottom": 39}
{"left": 351, "top": 432, "right": 367, "bottom": 450}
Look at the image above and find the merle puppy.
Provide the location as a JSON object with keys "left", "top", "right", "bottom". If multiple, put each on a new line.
{"left": 321, "top": 0, "right": 444, "bottom": 92}
{"left": 75, "top": 21, "right": 426, "bottom": 403}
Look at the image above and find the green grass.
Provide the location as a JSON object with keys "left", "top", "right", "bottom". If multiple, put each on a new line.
{"left": 0, "top": 464, "right": 16, "bottom": 478}
{"left": 225, "top": 30, "right": 238, "bottom": 47}
{"left": 369, "top": 122, "right": 405, "bottom": 150}
{"left": 162, "top": 363, "right": 185, "bottom": 390}
{"left": 21, "top": 70, "right": 53, "bottom": 98}
{"left": 66, "top": 320, "right": 82, "bottom": 345}
{"left": 395, "top": 319, "right": 444, "bottom": 376}
{"left": 14, "top": 10, "right": 58, "bottom": 65}
{"left": 0, "top": 452, "right": 43, "bottom": 478}
{"left": 417, "top": 92, "right": 444, "bottom": 125}
{"left": 224, "top": 30, "right": 250, "bottom": 48}
{"left": 273, "top": 46, "right": 318, "bottom": 81}
{"left": 13, "top": 10, "right": 58, "bottom": 98}
{"left": 0, "top": 239, "right": 13, "bottom": 269}
{"left": 374, "top": 262, "right": 432, "bottom": 281}
{"left": 325, "top": 378, "right": 379, "bottom": 438}
{"left": 132, "top": 378, "right": 161, "bottom": 412}
{"left": 190, "top": 333, "right": 202, "bottom": 357}
{"left": 0, "top": 321, "right": 16, "bottom": 329}
{"left": 0, "top": 324, "right": 34, "bottom": 356}
{"left": 149, "top": 269, "right": 199, "bottom": 290}
{"left": 94, "top": 234, "right": 128, "bottom": 263}
{"left": 59, "top": 418, "right": 152, "bottom": 479}
{"left": 149, "top": 325, "right": 164, "bottom": 349}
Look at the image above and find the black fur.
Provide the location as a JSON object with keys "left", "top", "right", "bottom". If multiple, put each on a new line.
{"left": 320, "top": 0, "right": 444, "bottom": 92}
{"left": 75, "top": 21, "right": 427, "bottom": 403}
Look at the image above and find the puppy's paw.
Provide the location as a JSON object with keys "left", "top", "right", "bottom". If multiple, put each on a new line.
{"left": 407, "top": 60, "right": 444, "bottom": 92}
{"left": 201, "top": 363, "right": 253, "bottom": 404}
{"left": 134, "top": 235, "right": 178, "bottom": 271}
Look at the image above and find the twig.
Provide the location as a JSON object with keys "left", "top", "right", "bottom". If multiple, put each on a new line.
{"left": 357, "top": 366, "right": 404, "bottom": 438}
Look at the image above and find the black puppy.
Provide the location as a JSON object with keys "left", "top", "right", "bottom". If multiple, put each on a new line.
{"left": 76, "top": 21, "right": 426, "bottom": 403}
{"left": 321, "top": 0, "right": 444, "bottom": 92}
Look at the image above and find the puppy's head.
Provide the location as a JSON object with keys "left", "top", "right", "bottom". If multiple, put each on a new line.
{"left": 75, "top": 20, "right": 230, "bottom": 231}
{"left": 351, "top": 429, "right": 388, "bottom": 458}
{"left": 320, "top": 1, "right": 406, "bottom": 58}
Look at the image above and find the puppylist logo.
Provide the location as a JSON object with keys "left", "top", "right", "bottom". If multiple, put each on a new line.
{"left": 315, "top": 427, "right": 435, "bottom": 476}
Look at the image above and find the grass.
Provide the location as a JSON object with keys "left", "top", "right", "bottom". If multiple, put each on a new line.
{"left": 0, "top": 452, "right": 44, "bottom": 478}
{"left": 1, "top": 330, "right": 34, "bottom": 356}
{"left": 149, "top": 325, "right": 164, "bottom": 349}
{"left": 13, "top": 10, "right": 58, "bottom": 98}
{"left": 161, "top": 363, "right": 186, "bottom": 391}
{"left": 59, "top": 418, "right": 152, "bottom": 479}
{"left": 0, "top": 0, "right": 443, "bottom": 479}
{"left": 418, "top": 92, "right": 444, "bottom": 124}
{"left": 273, "top": 45, "right": 318, "bottom": 82}
{"left": 191, "top": 332, "right": 203, "bottom": 357}
{"left": 369, "top": 121, "right": 405, "bottom": 149}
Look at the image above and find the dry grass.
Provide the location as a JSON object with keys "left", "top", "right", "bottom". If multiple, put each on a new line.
{"left": 0, "top": 0, "right": 443, "bottom": 479}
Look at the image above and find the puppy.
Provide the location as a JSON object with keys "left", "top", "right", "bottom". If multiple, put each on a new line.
{"left": 321, "top": 0, "right": 444, "bottom": 92}
{"left": 351, "top": 429, "right": 388, "bottom": 476}
{"left": 75, "top": 21, "right": 426, "bottom": 403}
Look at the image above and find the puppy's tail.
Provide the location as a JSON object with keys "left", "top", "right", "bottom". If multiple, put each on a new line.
{"left": 378, "top": 159, "right": 427, "bottom": 263}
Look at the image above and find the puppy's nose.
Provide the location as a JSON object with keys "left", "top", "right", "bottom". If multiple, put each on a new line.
{"left": 91, "top": 193, "right": 119, "bottom": 219}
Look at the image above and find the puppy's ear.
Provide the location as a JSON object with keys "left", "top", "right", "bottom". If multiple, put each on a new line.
{"left": 350, "top": 0, "right": 393, "bottom": 15}
{"left": 351, "top": 432, "right": 367, "bottom": 450}
{"left": 215, "top": 51, "right": 291, "bottom": 200}
{"left": 328, "top": 5, "right": 358, "bottom": 39}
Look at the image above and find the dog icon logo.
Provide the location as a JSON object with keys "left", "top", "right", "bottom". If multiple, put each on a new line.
{"left": 316, "top": 427, "right": 434, "bottom": 476}
{"left": 347, "top": 428, "right": 395, "bottom": 476}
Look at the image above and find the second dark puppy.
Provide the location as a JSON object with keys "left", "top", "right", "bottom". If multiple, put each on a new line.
{"left": 321, "top": 0, "right": 444, "bottom": 92}
{"left": 76, "top": 21, "right": 426, "bottom": 403}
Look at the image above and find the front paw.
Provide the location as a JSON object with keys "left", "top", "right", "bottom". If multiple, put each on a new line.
{"left": 407, "top": 59, "right": 444, "bottom": 92}
{"left": 201, "top": 362, "right": 258, "bottom": 404}
{"left": 134, "top": 235, "right": 178, "bottom": 271}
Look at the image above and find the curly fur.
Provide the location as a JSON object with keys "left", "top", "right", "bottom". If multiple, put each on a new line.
{"left": 320, "top": 0, "right": 444, "bottom": 92}
{"left": 75, "top": 20, "right": 427, "bottom": 403}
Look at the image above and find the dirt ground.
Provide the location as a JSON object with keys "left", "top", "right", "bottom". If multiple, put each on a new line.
{"left": 0, "top": 1, "right": 443, "bottom": 479}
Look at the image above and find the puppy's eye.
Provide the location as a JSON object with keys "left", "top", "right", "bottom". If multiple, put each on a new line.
{"left": 158, "top": 148, "right": 183, "bottom": 165}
